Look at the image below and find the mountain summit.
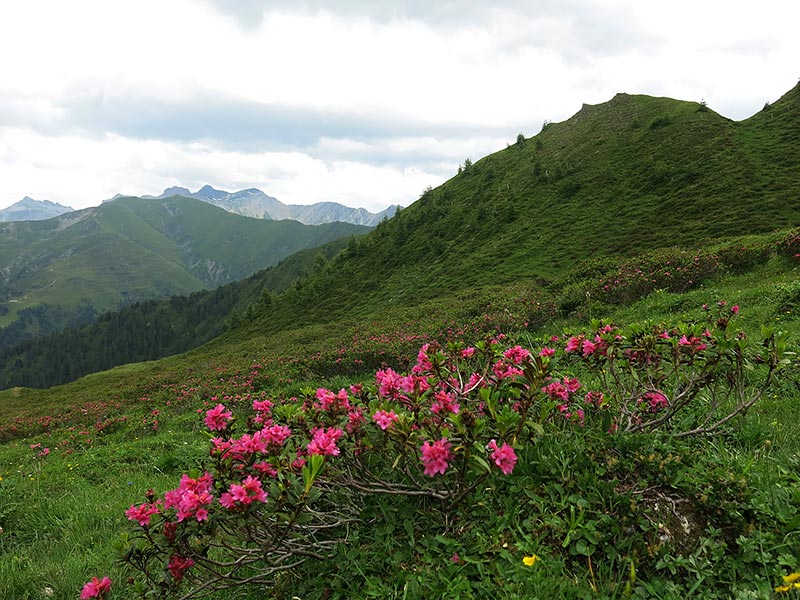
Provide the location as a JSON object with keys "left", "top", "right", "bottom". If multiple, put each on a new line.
{"left": 135, "top": 185, "right": 399, "bottom": 226}
{"left": 0, "top": 197, "right": 74, "bottom": 222}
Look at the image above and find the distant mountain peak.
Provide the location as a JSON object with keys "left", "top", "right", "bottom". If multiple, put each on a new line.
{"left": 0, "top": 197, "right": 74, "bottom": 222}
{"left": 135, "top": 185, "right": 398, "bottom": 227}
{"left": 161, "top": 186, "right": 192, "bottom": 197}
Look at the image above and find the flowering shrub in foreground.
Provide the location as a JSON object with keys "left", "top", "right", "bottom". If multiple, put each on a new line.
{"left": 117, "top": 307, "right": 788, "bottom": 598}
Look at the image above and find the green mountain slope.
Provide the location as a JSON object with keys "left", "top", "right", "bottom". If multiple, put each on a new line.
{"left": 247, "top": 84, "right": 800, "bottom": 330}
{"left": 0, "top": 196, "right": 369, "bottom": 341}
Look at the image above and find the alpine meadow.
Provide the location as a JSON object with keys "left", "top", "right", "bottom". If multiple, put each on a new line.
{"left": 1, "top": 82, "right": 800, "bottom": 600}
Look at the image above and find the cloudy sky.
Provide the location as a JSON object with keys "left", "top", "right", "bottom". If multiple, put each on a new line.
{"left": 0, "top": 0, "right": 797, "bottom": 212}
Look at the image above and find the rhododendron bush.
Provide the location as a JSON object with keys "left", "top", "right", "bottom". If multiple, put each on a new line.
{"left": 117, "top": 307, "right": 788, "bottom": 598}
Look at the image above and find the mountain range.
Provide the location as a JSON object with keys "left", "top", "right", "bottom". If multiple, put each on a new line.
{"left": 114, "top": 185, "right": 400, "bottom": 226}
{"left": 0, "top": 197, "right": 74, "bottom": 222}
{"left": 0, "top": 195, "right": 368, "bottom": 345}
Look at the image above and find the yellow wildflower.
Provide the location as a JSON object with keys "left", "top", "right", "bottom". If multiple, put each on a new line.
{"left": 522, "top": 555, "right": 540, "bottom": 567}
{"left": 784, "top": 573, "right": 800, "bottom": 584}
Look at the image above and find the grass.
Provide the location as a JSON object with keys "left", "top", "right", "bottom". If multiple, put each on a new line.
{"left": 0, "top": 248, "right": 798, "bottom": 599}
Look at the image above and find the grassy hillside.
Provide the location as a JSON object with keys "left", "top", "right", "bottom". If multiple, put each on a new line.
{"left": 243, "top": 84, "right": 800, "bottom": 333}
{"left": 0, "top": 196, "right": 369, "bottom": 342}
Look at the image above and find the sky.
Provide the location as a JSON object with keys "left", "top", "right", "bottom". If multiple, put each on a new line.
{"left": 0, "top": 0, "right": 798, "bottom": 213}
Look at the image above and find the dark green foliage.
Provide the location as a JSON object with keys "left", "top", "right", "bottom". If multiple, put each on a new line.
{"left": 0, "top": 239, "right": 354, "bottom": 389}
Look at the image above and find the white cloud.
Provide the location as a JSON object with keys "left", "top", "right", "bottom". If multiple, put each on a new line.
{"left": 1, "top": 0, "right": 799, "bottom": 210}
{"left": 0, "top": 127, "right": 440, "bottom": 211}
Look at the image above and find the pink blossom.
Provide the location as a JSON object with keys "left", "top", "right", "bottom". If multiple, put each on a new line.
{"left": 252, "top": 398, "right": 273, "bottom": 414}
{"left": 730, "top": 305, "right": 740, "bottom": 315}
{"left": 431, "top": 389, "right": 460, "bottom": 415}
{"left": 204, "top": 403, "right": 233, "bottom": 431}
{"left": 543, "top": 381, "right": 569, "bottom": 401}
{"left": 464, "top": 372, "right": 485, "bottom": 393}
{"left": 399, "top": 374, "right": 430, "bottom": 395}
{"left": 347, "top": 407, "right": 365, "bottom": 433}
{"left": 486, "top": 439, "right": 517, "bottom": 475}
{"left": 315, "top": 387, "right": 350, "bottom": 412}
{"left": 412, "top": 343, "right": 434, "bottom": 374}
{"left": 461, "top": 347, "right": 476, "bottom": 358}
{"left": 584, "top": 391, "right": 605, "bottom": 407}
{"left": 307, "top": 427, "right": 344, "bottom": 456}
{"left": 539, "top": 347, "right": 555, "bottom": 357}
{"left": 493, "top": 360, "right": 523, "bottom": 380}
{"left": 642, "top": 391, "right": 668, "bottom": 412}
{"left": 565, "top": 336, "right": 583, "bottom": 353}
{"left": 375, "top": 368, "right": 406, "bottom": 399}
{"left": 581, "top": 340, "right": 597, "bottom": 357}
{"left": 219, "top": 475, "right": 268, "bottom": 509}
{"left": 163, "top": 472, "right": 214, "bottom": 522}
{"left": 563, "top": 377, "right": 581, "bottom": 394}
{"left": 168, "top": 555, "right": 195, "bottom": 582}
{"left": 372, "top": 409, "right": 399, "bottom": 430}
{"left": 125, "top": 501, "right": 162, "bottom": 527}
{"left": 503, "top": 345, "right": 532, "bottom": 365}
{"left": 253, "top": 461, "right": 278, "bottom": 478}
{"left": 420, "top": 438, "right": 453, "bottom": 476}
{"left": 80, "top": 577, "right": 111, "bottom": 599}
{"left": 260, "top": 424, "right": 292, "bottom": 447}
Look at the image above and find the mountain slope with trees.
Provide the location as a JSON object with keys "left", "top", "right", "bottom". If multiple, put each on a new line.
{"left": 0, "top": 195, "right": 368, "bottom": 342}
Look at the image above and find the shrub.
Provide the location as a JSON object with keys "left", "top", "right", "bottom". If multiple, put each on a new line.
{"left": 112, "top": 308, "right": 788, "bottom": 598}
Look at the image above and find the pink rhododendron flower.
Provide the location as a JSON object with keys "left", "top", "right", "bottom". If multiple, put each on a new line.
{"left": 260, "top": 424, "right": 292, "bottom": 447}
{"left": 372, "top": 409, "right": 399, "bottom": 430}
{"left": 163, "top": 472, "right": 214, "bottom": 522}
{"left": 543, "top": 381, "right": 569, "bottom": 401}
{"left": 125, "top": 501, "right": 162, "bottom": 527}
{"left": 464, "top": 372, "right": 485, "bottom": 393}
{"left": 219, "top": 475, "right": 268, "bottom": 509}
{"left": 347, "top": 407, "right": 366, "bottom": 433}
{"left": 503, "top": 345, "right": 531, "bottom": 364}
{"left": 399, "top": 374, "right": 430, "bottom": 395}
{"left": 679, "top": 335, "right": 708, "bottom": 352}
{"left": 563, "top": 377, "right": 581, "bottom": 394}
{"left": 539, "top": 346, "right": 556, "bottom": 357}
{"left": 431, "top": 389, "right": 460, "bottom": 415}
{"left": 565, "top": 336, "right": 583, "bottom": 353}
{"left": 80, "top": 576, "right": 111, "bottom": 599}
{"left": 252, "top": 398, "right": 273, "bottom": 414}
{"left": 642, "top": 391, "right": 668, "bottom": 412}
{"left": 730, "top": 305, "right": 740, "bottom": 315}
{"left": 420, "top": 438, "right": 453, "bottom": 476}
{"left": 307, "top": 427, "right": 344, "bottom": 456}
{"left": 492, "top": 360, "right": 523, "bottom": 380}
{"left": 584, "top": 391, "right": 605, "bottom": 407}
{"left": 375, "top": 368, "right": 407, "bottom": 399}
{"left": 204, "top": 403, "right": 233, "bottom": 431}
{"left": 167, "top": 555, "right": 195, "bottom": 582}
{"left": 581, "top": 340, "right": 597, "bottom": 357}
{"left": 412, "top": 343, "right": 434, "bottom": 374}
{"left": 315, "top": 388, "right": 350, "bottom": 412}
{"left": 461, "top": 347, "right": 476, "bottom": 358}
{"left": 253, "top": 461, "right": 278, "bottom": 478}
{"left": 486, "top": 439, "right": 517, "bottom": 475}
